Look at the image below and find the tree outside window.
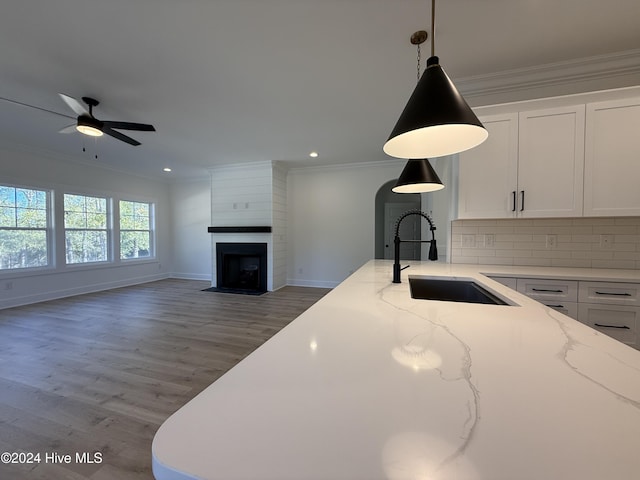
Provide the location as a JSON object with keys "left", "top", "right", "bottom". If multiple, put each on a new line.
{"left": 0, "top": 185, "right": 49, "bottom": 270}
{"left": 64, "top": 194, "right": 108, "bottom": 264}
{"left": 120, "top": 200, "right": 153, "bottom": 259}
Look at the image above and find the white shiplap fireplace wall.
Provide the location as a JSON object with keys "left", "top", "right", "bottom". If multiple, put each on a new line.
{"left": 209, "top": 161, "right": 287, "bottom": 291}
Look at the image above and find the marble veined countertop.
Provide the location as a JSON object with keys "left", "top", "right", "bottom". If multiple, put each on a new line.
{"left": 472, "top": 264, "right": 640, "bottom": 282}
{"left": 152, "top": 260, "right": 640, "bottom": 480}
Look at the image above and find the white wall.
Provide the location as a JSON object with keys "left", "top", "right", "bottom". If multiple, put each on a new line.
{"left": 287, "top": 161, "right": 404, "bottom": 287}
{"left": 0, "top": 143, "right": 172, "bottom": 308}
{"left": 170, "top": 177, "right": 212, "bottom": 280}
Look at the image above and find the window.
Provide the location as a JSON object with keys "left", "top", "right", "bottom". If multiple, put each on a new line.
{"left": 64, "top": 194, "right": 109, "bottom": 264}
{"left": 119, "top": 200, "right": 154, "bottom": 259}
{"left": 0, "top": 185, "right": 49, "bottom": 270}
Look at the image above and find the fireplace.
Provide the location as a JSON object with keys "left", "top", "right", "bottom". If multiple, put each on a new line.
{"left": 215, "top": 243, "right": 267, "bottom": 294}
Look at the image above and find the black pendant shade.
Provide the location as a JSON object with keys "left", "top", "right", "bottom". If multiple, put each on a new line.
{"left": 384, "top": 56, "right": 488, "bottom": 159}
{"left": 392, "top": 158, "right": 444, "bottom": 193}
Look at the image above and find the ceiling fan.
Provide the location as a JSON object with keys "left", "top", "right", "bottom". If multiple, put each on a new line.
{"left": 58, "top": 93, "right": 155, "bottom": 146}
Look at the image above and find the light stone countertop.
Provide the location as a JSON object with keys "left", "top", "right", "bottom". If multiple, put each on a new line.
{"left": 152, "top": 260, "right": 640, "bottom": 480}
{"left": 471, "top": 263, "right": 640, "bottom": 282}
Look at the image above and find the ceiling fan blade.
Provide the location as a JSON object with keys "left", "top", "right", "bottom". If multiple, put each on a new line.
{"left": 59, "top": 124, "right": 77, "bottom": 133}
{"left": 102, "top": 121, "right": 156, "bottom": 132}
{"left": 0, "top": 96, "right": 74, "bottom": 119}
{"left": 102, "top": 126, "right": 141, "bottom": 146}
{"left": 59, "top": 93, "right": 89, "bottom": 116}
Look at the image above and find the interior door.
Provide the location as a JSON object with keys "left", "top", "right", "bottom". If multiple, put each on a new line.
{"left": 384, "top": 203, "right": 421, "bottom": 260}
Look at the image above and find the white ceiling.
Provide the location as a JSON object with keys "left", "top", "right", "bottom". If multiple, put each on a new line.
{"left": 1, "top": 0, "right": 639, "bottom": 180}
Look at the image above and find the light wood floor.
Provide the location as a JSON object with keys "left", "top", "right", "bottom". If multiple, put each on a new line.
{"left": 0, "top": 279, "right": 330, "bottom": 479}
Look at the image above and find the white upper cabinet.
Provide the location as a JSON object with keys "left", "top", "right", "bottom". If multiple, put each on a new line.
{"left": 517, "top": 105, "right": 585, "bottom": 218}
{"left": 584, "top": 97, "right": 640, "bottom": 216}
{"left": 458, "top": 105, "right": 585, "bottom": 219}
{"left": 457, "top": 88, "right": 640, "bottom": 220}
{"left": 458, "top": 113, "right": 518, "bottom": 219}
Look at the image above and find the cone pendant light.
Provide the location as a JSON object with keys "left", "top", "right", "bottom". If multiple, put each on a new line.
{"left": 384, "top": 0, "right": 487, "bottom": 159}
{"left": 392, "top": 158, "right": 444, "bottom": 193}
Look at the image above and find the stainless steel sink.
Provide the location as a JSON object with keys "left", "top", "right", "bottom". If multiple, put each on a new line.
{"left": 408, "top": 276, "right": 510, "bottom": 305}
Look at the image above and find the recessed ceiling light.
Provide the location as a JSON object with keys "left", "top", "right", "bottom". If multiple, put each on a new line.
{"left": 163, "top": 167, "right": 172, "bottom": 172}
{"left": 309, "top": 151, "right": 319, "bottom": 158}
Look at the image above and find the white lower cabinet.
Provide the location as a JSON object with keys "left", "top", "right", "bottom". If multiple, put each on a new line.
{"left": 543, "top": 302, "right": 579, "bottom": 320}
{"left": 577, "top": 281, "right": 640, "bottom": 348}
{"left": 578, "top": 281, "right": 640, "bottom": 305}
{"left": 516, "top": 278, "right": 578, "bottom": 302}
{"left": 489, "top": 275, "right": 640, "bottom": 349}
{"left": 516, "top": 277, "right": 579, "bottom": 320}
{"left": 578, "top": 303, "right": 639, "bottom": 347}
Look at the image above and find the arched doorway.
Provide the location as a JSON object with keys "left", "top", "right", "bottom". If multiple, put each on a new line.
{"left": 374, "top": 157, "right": 455, "bottom": 263}
{"left": 374, "top": 180, "right": 421, "bottom": 260}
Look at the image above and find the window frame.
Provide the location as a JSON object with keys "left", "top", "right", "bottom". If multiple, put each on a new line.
{"left": 63, "top": 192, "right": 111, "bottom": 265}
{"left": 118, "top": 199, "right": 156, "bottom": 261}
{"left": 0, "top": 183, "right": 52, "bottom": 272}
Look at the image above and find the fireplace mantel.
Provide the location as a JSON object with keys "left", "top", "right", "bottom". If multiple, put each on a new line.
{"left": 208, "top": 226, "right": 272, "bottom": 233}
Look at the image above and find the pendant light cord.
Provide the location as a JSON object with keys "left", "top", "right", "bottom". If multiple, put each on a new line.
{"left": 431, "top": 0, "right": 436, "bottom": 57}
{"left": 417, "top": 43, "right": 421, "bottom": 83}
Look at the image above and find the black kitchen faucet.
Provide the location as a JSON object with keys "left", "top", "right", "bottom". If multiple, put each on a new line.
{"left": 392, "top": 210, "right": 438, "bottom": 283}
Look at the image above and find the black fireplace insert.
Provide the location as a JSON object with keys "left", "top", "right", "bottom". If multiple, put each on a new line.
{"left": 214, "top": 243, "right": 267, "bottom": 294}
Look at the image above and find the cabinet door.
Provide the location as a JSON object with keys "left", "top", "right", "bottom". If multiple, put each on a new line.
{"left": 517, "top": 105, "right": 585, "bottom": 217}
{"left": 457, "top": 113, "right": 518, "bottom": 219}
{"left": 584, "top": 98, "right": 640, "bottom": 216}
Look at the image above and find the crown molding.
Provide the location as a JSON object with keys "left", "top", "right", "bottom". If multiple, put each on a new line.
{"left": 286, "top": 158, "right": 402, "bottom": 174}
{"left": 456, "top": 49, "right": 640, "bottom": 99}
{"left": 206, "top": 160, "right": 274, "bottom": 173}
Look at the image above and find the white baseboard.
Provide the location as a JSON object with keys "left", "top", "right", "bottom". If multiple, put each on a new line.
{"left": 286, "top": 278, "right": 340, "bottom": 289}
{"left": 0, "top": 273, "right": 170, "bottom": 310}
{"left": 171, "top": 272, "right": 212, "bottom": 281}
{"left": 0, "top": 274, "right": 335, "bottom": 310}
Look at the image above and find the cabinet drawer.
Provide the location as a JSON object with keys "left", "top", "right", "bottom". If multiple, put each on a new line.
{"left": 578, "top": 303, "right": 639, "bottom": 347}
{"left": 517, "top": 278, "right": 578, "bottom": 302}
{"left": 578, "top": 281, "right": 640, "bottom": 305}
{"left": 541, "top": 301, "right": 578, "bottom": 320}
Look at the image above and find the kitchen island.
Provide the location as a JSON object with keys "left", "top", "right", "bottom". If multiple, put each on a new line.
{"left": 152, "top": 260, "right": 640, "bottom": 480}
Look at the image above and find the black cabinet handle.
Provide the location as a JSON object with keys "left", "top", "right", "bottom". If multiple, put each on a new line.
{"left": 547, "top": 304, "right": 565, "bottom": 308}
{"left": 594, "top": 323, "right": 630, "bottom": 330}
{"left": 512, "top": 191, "right": 517, "bottom": 212}
{"left": 595, "top": 291, "right": 632, "bottom": 296}
{"left": 520, "top": 190, "right": 525, "bottom": 212}
{"left": 532, "top": 288, "right": 563, "bottom": 293}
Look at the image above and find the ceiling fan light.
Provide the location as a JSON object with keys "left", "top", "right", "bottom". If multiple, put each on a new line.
{"left": 76, "top": 115, "right": 103, "bottom": 137}
{"left": 392, "top": 158, "right": 444, "bottom": 193}
{"left": 76, "top": 124, "right": 103, "bottom": 137}
{"left": 384, "top": 56, "right": 487, "bottom": 159}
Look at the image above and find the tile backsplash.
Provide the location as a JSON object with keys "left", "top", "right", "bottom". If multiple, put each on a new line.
{"left": 451, "top": 217, "right": 640, "bottom": 269}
